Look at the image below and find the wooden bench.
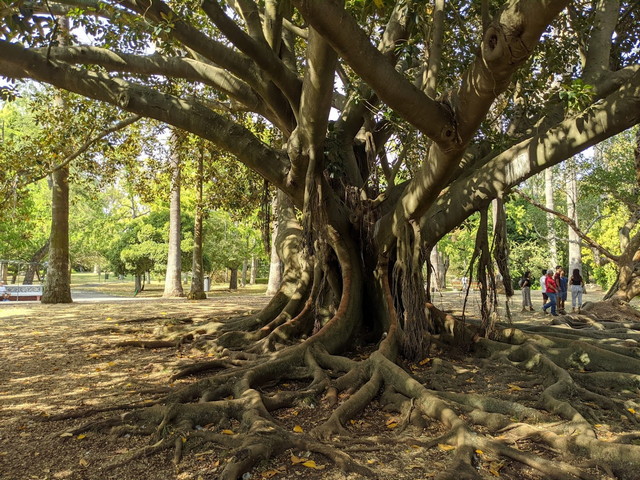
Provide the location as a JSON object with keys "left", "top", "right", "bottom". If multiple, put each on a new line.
{"left": 5, "top": 284, "right": 43, "bottom": 301}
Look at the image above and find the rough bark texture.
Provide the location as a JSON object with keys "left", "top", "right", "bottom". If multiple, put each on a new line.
{"left": 188, "top": 150, "right": 206, "bottom": 300}
{"left": 41, "top": 166, "right": 72, "bottom": 304}
{"left": 164, "top": 142, "right": 185, "bottom": 298}
{"left": 566, "top": 160, "right": 582, "bottom": 275}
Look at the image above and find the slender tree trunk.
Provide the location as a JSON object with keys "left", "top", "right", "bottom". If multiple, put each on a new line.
{"left": 42, "top": 166, "right": 72, "bottom": 303}
{"left": 429, "top": 245, "right": 447, "bottom": 290}
{"left": 229, "top": 268, "right": 238, "bottom": 290}
{"left": 250, "top": 255, "right": 257, "bottom": 285}
{"left": 164, "top": 139, "right": 184, "bottom": 297}
{"left": 241, "top": 259, "right": 248, "bottom": 287}
{"left": 266, "top": 191, "right": 285, "bottom": 296}
{"left": 566, "top": 159, "right": 582, "bottom": 275}
{"left": 1, "top": 262, "right": 8, "bottom": 282}
{"left": 135, "top": 274, "right": 144, "bottom": 293}
{"left": 188, "top": 148, "right": 206, "bottom": 300}
{"left": 23, "top": 239, "right": 50, "bottom": 285}
{"left": 544, "top": 168, "right": 558, "bottom": 267}
{"left": 42, "top": 22, "right": 72, "bottom": 304}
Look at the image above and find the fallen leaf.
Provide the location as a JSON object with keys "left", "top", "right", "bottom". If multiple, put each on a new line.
{"left": 475, "top": 449, "right": 484, "bottom": 455}
{"left": 59, "top": 432, "right": 73, "bottom": 438}
{"left": 628, "top": 408, "right": 636, "bottom": 414}
{"left": 221, "top": 429, "right": 234, "bottom": 435}
{"left": 291, "top": 455, "right": 306, "bottom": 464}
{"left": 302, "top": 460, "right": 325, "bottom": 470}
{"left": 489, "top": 460, "right": 505, "bottom": 476}
{"left": 437, "top": 444, "right": 455, "bottom": 451}
{"left": 260, "top": 469, "right": 281, "bottom": 478}
{"left": 77, "top": 434, "right": 86, "bottom": 440}
{"left": 507, "top": 384, "right": 522, "bottom": 391}
{"left": 419, "top": 358, "right": 431, "bottom": 365}
{"left": 293, "top": 425, "right": 303, "bottom": 433}
{"left": 79, "top": 459, "right": 88, "bottom": 467}
{"left": 386, "top": 422, "right": 398, "bottom": 429}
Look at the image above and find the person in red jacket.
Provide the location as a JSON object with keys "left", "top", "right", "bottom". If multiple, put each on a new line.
{"left": 542, "top": 269, "right": 559, "bottom": 316}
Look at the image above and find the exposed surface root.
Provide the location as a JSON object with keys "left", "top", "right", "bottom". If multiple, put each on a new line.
{"left": 36, "top": 299, "right": 640, "bottom": 480}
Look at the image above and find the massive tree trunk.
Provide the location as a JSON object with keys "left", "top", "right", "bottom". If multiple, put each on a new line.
{"left": 163, "top": 139, "right": 184, "bottom": 298}
{"left": 41, "top": 166, "right": 72, "bottom": 304}
{"left": 4, "top": 1, "right": 640, "bottom": 479}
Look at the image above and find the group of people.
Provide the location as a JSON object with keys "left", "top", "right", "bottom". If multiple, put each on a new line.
{"left": 519, "top": 266, "right": 585, "bottom": 315}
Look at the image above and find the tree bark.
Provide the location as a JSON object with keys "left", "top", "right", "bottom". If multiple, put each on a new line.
{"left": 250, "top": 255, "right": 257, "bottom": 285}
{"left": 229, "top": 268, "right": 238, "bottom": 290}
{"left": 266, "top": 191, "right": 285, "bottom": 296}
{"left": 163, "top": 136, "right": 184, "bottom": 297}
{"left": 41, "top": 165, "right": 72, "bottom": 303}
{"left": 429, "top": 245, "right": 447, "bottom": 291}
{"left": 566, "top": 159, "right": 582, "bottom": 275}
{"left": 188, "top": 147, "right": 206, "bottom": 300}
{"left": 544, "top": 168, "right": 558, "bottom": 268}
{"left": 241, "top": 259, "right": 248, "bottom": 287}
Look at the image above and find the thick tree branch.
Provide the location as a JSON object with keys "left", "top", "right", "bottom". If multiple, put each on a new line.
{"left": 36, "top": 46, "right": 275, "bottom": 118}
{"left": 421, "top": 67, "right": 640, "bottom": 246}
{"left": 421, "top": 0, "right": 445, "bottom": 97}
{"left": 201, "top": 0, "right": 302, "bottom": 112}
{"left": 0, "top": 40, "right": 296, "bottom": 200}
{"left": 293, "top": 0, "right": 456, "bottom": 146}
{"left": 118, "top": 0, "right": 293, "bottom": 122}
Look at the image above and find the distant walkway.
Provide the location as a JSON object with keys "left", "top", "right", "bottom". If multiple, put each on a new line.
{"left": 70, "top": 289, "right": 161, "bottom": 302}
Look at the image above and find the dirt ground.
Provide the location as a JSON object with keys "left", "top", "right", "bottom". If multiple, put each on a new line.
{"left": 0, "top": 289, "right": 635, "bottom": 480}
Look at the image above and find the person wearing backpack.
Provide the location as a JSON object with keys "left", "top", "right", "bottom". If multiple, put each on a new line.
{"left": 519, "top": 271, "right": 534, "bottom": 312}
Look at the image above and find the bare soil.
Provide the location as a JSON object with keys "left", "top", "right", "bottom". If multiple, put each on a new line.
{"left": 0, "top": 290, "right": 637, "bottom": 480}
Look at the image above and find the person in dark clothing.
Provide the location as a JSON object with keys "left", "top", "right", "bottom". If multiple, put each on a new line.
{"left": 558, "top": 269, "right": 568, "bottom": 314}
{"left": 569, "top": 268, "right": 585, "bottom": 312}
{"left": 519, "top": 271, "right": 534, "bottom": 312}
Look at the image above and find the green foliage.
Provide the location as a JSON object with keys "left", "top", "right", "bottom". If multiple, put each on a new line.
{"left": 0, "top": 180, "right": 50, "bottom": 262}
{"left": 558, "top": 79, "right": 595, "bottom": 113}
{"left": 204, "top": 210, "right": 264, "bottom": 271}
{"left": 438, "top": 213, "right": 479, "bottom": 278}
